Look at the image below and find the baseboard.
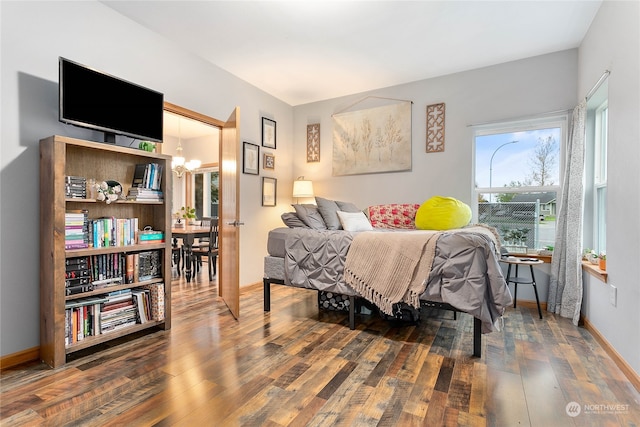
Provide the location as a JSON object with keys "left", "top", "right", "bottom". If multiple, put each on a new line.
{"left": 241, "top": 281, "right": 264, "bottom": 294}
{"left": 516, "top": 300, "right": 548, "bottom": 311}
{"left": 0, "top": 346, "right": 40, "bottom": 371}
{"left": 582, "top": 315, "right": 640, "bottom": 393}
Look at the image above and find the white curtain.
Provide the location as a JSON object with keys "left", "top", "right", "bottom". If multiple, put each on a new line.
{"left": 547, "top": 101, "right": 586, "bottom": 325}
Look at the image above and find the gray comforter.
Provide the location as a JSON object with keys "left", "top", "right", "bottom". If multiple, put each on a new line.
{"left": 281, "top": 227, "right": 513, "bottom": 333}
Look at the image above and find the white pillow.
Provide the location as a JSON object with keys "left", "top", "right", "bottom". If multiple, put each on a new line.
{"left": 337, "top": 210, "right": 373, "bottom": 232}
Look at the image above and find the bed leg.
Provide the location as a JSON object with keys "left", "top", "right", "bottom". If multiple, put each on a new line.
{"left": 348, "top": 296, "right": 356, "bottom": 330}
{"left": 473, "top": 317, "right": 482, "bottom": 357}
{"left": 264, "top": 278, "right": 271, "bottom": 312}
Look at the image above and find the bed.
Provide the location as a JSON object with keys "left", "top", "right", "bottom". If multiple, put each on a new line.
{"left": 263, "top": 201, "right": 513, "bottom": 357}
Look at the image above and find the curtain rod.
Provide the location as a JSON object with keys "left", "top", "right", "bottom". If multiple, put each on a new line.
{"left": 585, "top": 70, "right": 610, "bottom": 101}
{"left": 467, "top": 108, "right": 571, "bottom": 128}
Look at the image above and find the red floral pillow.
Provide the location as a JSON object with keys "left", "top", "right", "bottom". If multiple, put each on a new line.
{"left": 367, "top": 204, "right": 420, "bottom": 229}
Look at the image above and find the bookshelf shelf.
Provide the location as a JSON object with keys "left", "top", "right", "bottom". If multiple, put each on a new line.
{"left": 64, "top": 278, "right": 165, "bottom": 301}
{"left": 66, "top": 198, "right": 164, "bottom": 205}
{"left": 64, "top": 320, "right": 164, "bottom": 354}
{"left": 65, "top": 242, "right": 167, "bottom": 257}
{"left": 40, "top": 135, "right": 172, "bottom": 368}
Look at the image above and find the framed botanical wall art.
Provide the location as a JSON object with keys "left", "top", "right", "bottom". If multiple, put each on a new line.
{"left": 262, "top": 177, "right": 277, "bottom": 206}
{"left": 262, "top": 117, "right": 276, "bottom": 149}
{"left": 263, "top": 152, "right": 275, "bottom": 170}
{"left": 332, "top": 100, "right": 411, "bottom": 176}
{"left": 307, "top": 123, "right": 320, "bottom": 162}
{"left": 426, "top": 103, "right": 445, "bottom": 153}
{"left": 243, "top": 141, "right": 259, "bottom": 175}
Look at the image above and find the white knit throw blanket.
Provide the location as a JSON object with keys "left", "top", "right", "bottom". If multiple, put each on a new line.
{"left": 344, "top": 230, "right": 442, "bottom": 315}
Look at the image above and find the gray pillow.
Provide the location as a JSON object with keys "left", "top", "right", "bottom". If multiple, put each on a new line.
{"left": 292, "top": 204, "right": 327, "bottom": 230}
{"left": 336, "top": 200, "right": 361, "bottom": 213}
{"left": 316, "top": 197, "right": 362, "bottom": 230}
{"left": 281, "top": 212, "right": 309, "bottom": 228}
{"left": 315, "top": 197, "right": 342, "bottom": 230}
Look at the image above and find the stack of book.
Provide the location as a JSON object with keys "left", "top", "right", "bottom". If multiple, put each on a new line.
{"left": 126, "top": 187, "right": 163, "bottom": 202}
{"left": 65, "top": 210, "right": 89, "bottom": 249}
{"left": 100, "top": 290, "right": 137, "bottom": 333}
{"left": 138, "top": 229, "right": 164, "bottom": 244}
{"left": 65, "top": 175, "right": 86, "bottom": 199}
{"left": 127, "top": 162, "right": 163, "bottom": 199}
{"left": 65, "top": 256, "right": 92, "bottom": 296}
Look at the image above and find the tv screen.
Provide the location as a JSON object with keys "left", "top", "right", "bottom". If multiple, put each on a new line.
{"left": 59, "top": 57, "right": 164, "bottom": 143}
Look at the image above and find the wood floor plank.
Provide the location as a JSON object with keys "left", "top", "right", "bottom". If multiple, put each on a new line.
{"left": 1, "top": 269, "right": 639, "bottom": 426}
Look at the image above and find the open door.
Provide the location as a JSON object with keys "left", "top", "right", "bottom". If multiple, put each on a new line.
{"left": 219, "top": 107, "right": 241, "bottom": 318}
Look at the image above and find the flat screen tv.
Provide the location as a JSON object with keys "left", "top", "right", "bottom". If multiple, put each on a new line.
{"left": 59, "top": 57, "right": 164, "bottom": 143}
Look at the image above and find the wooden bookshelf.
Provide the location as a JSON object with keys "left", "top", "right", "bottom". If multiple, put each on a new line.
{"left": 40, "top": 135, "right": 172, "bottom": 368}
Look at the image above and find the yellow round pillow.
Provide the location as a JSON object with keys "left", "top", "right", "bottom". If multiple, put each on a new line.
{"left": 415, "top": 196, "right": 472, "bottom": 230}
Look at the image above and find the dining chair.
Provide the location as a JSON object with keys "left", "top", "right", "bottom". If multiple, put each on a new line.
{"left": 191, "top": 218, "right": 219, "bottom": 281}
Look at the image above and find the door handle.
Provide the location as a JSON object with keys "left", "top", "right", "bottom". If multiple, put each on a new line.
{"left": 226, "top": 220, "right": 245, "bottom": 227}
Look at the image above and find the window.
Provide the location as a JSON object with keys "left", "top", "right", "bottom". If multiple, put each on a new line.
{"left": 192, "top": 167, "right": 219, "bottom": 219}
{"left": 585, "top": 81, "right": 608, "bottom": 255}
{"left": 474, "top": 117, "right": 566, "bottom": 252}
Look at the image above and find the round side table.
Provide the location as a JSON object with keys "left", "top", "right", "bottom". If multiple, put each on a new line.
{"left": 499, "top": 257, "right": 545, "bottom": 319}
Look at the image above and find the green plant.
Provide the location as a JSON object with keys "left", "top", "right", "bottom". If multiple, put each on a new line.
{"left": 176, "top": 206, "right": 196, "bottom": 220}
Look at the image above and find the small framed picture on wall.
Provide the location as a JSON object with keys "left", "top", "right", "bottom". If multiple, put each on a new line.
{"left": 262, "top": 117, "right": 276, "bottom": 149}
{"left": 264, "top": 152, "right": 275, "bottom": 170}
{"left": 243, "top": 141, "right": 259, "bottom": 175}
{"left": 262, "top": 177, "right": 277, "bottom": 207}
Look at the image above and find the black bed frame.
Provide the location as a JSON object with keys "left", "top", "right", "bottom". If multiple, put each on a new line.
{"left": 263, "top": 278, "right": 482, "bottom": 357}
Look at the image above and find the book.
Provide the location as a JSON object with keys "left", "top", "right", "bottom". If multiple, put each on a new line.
{"left": 141, "top": 282, "right": 165, "bottom": 321}
{"left": 65, "top": 284, "right": 94, "bottom": 296}
{"left": 126, "top": 254, "right": 135, "bottom": 284}
{"left": 131, "top": 164, "right": 147, "bottom": 188}
{"left": 130, "top": 163, "right": 163, "bottom": 190}
{"left": 138, "top": 231, "right": 164, "bottom": 241}
{"left": 138, "top": 251, "right": 161, "bottom": 281}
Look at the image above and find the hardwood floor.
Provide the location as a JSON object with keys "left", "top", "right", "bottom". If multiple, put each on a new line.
{"left": 1, "top": 268, "right": 639, "bottom": 426}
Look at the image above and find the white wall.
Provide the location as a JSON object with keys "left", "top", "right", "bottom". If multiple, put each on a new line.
{"left": 578, "top": 0, "right": 640, "bottom": 375}
{"left": 292, "top": 50, "right": 578, "bottom": 209}
{"left": 0, "top": 1, "right": 292, "bottom": 357}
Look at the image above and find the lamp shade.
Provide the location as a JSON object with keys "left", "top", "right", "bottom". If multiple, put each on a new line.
{"left": 292, "top": 180, "right": 314, "bottom": 198}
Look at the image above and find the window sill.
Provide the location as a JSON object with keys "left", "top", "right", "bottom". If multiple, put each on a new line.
{"left": 582, "top": 260, "right": 608, "bottom": 283}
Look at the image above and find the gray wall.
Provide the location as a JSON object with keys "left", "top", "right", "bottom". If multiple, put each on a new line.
{"left": 292, "top": 51, "right": 578, "bottom": 209}
{"left": 0, "top": 1, "right": 293, "bottom": 357}
{"left": 578, "top": 0, "right": 640, "bottom": 375}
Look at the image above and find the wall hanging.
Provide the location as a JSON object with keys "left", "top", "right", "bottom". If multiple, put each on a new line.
{"left": 263, "top": 152, "right": 275, "bottom": 170}
{"left": 262, "top": 177, "right": 277, "bottom": 206}
{"left": 262, "top": 117, "right": 276, "bottom": 149}
{"left": 426, "top": 102, "right": 445, "bottom": 153}
{"left": 332, "top": 96, "right": 412, "bottom": 176}
{"left": 307, "top": 123, "right": 320, "bottom": 162}
{"left": 243, "top": 141, "right": 259, "bottom": 175}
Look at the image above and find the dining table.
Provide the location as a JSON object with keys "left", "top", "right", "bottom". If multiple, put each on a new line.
{"left": 171, "top": 224, "right": 210, "bottom": 282}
